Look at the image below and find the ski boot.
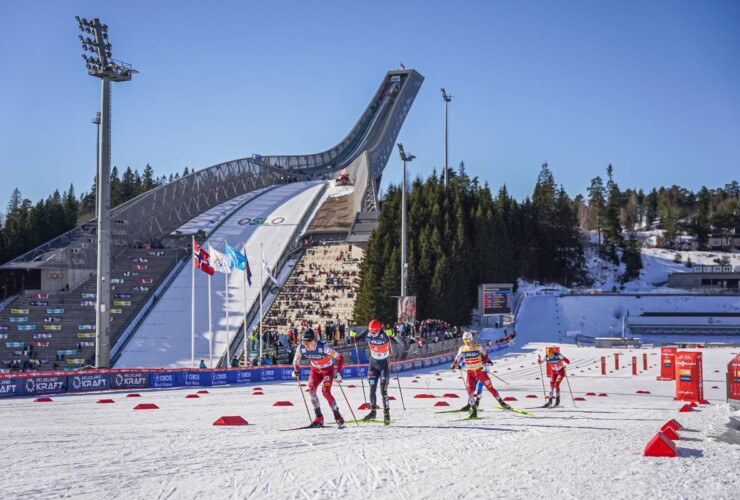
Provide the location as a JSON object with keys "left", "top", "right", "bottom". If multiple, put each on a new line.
{"left": 497, "top": 397, "right": 512, "bottom": 410}
{"left": 383, "top": 408, "right": 391, "bottom": 426}
{"left": 470, "top": 405, "right": 478, "bottom": 418}
{"left": 333, "top": 409, "right": 345, "bottom": 429}
{"left": 310, "top": 412, "right": 324, "bottom": 428}
{"left": 362, "top": 409, "right": 377, "bottom": 421}
{"left": 459, "top": 403, "right": 471, "bottom": 412}
{"left": 541, "top": 397, "right": 552, "bottom": 409}
{"left": 551, "top": 395, "right": 560, "bottom": 408}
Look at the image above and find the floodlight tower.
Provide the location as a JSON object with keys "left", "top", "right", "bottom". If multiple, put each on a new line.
{"left": 441, "top": 88, "right": 453, "bottom": 188}
{"left": 76, "top": 16, "right": 137, "bottom": 368}
{"left": 397, "top": 143, "right": 415, "bottom": 298}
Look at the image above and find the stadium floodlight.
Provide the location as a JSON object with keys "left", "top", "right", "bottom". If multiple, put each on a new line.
{"left": 397, "top": 143, "right": 415, "bottom": 298}
{"left": 76, "top": 16, "right": 137, "bottom": 369}
{"left": 440, "top": 88, "right": 453, "bottom": 188}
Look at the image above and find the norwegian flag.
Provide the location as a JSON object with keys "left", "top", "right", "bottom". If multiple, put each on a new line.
{"left": 192, "top": 239, "right": 214, "bottom": 276}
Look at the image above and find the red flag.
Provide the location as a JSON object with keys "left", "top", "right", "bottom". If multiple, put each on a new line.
{"left": 193, "top": 240, "right": 215, "bottom": 275}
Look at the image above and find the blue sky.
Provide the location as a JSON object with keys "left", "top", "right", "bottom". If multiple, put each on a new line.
{"left": 1, "top": 1, "right": 739, "bottom": 207}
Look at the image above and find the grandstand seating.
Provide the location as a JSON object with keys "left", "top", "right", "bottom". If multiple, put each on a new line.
{"left": 237, "top": 243, "right": 363, "bottom": 365}
{"left": 0, "top": 247, "right": 185, "bottom": 372}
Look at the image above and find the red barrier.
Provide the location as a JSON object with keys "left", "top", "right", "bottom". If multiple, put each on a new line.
{"left": 134, "top": 403, "right": 159, "bottom": 410}
{"left": 729, "top": 354, "right": 740, "bottom": 400}
{"left": 658, "top": 347, "right": 677, "bottom": 380}
{"left": 675, "top": 351, "right": 703, "bottom": 402}
{"left": 632, "top": 356, "right": 637, "bottom": 376}
{"left": 615, "top": 353, "right": 620, "bottom": 370}
{"left": 213, "top": 416, "right": 248, "bottom": 426}
{"left": 643, "top": 432, "right": 677, "bottom": 457}
{"left": 601, "top": 356, "right": 606, "bottom": 375}
{"left": 643, "top": 353, "right": 648, "bottom": 371}
{"left": 661, "top": 419, "right": 683, "bottom": 431}
{"left": 435, "top": 401, "right": 450, "bottom": 407}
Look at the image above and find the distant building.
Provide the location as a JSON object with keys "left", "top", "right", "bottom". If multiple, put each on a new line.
{"left": 668, "top": 266, "right": 739, "bottom": 291}
{"left": 708, "top": 232, "right": 740, "bottom": 252}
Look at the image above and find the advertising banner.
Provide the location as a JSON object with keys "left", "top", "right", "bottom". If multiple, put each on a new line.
{"left": 17, "top": 325, "right": 36, "bottom": 331}
{"left": 729, "top": 355, "right": 740, "bottom": 401}
{"left": 183, "top": 371, "right": 210, "bottom": 387}
{"left": 110, "top": 371, "right": 149, "bottom": 389}
{"left": 22, "top": 375, "right": 67, "bottom": 396}
{"left": 47, "top": 309, "right": 65, "bottom": 314}
{"left": 11, "top": 308, "right": 29, "bottom": 314}
{"left": 68, "top": 373, "right": 110, "bottom": 393}
{"left": 659, "top": 347, "right": 677, "bottom": 380}
{"left": 675, "top": 351, "right": 703, "bottom": 402}
{"left": 9, "top": 317, "right": 28, "bottom": 323}
{"left": 0, "top": 377, "right": 23, "bottom": 398}
{"left": 227, "top": 370, "right": 255, "bottom": 385}
{"left": 397, "top": 296, "right": 417, "bottom": 324}
{"left": 149, "top": 371, "right": 183, "bottom": 388}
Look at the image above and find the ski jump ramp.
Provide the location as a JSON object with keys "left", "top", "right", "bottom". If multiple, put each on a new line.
{"left": 116, "top": 181, "right": 324, "bottom": 368}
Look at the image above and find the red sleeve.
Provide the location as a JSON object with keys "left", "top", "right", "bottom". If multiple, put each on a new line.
{"left": 336, "top": 353, "right": 344, "bottom": 372}
{"left": 482, "top": 351, "right": 491, "bottom": 364}
{"left": 562, "top": 356, "right": 570, "bottom": 364}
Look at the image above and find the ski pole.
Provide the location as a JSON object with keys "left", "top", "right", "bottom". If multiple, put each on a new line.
{"left": 537, "top": 355, "right": 548, "bottom": 400}
{"left": 389, "top": 340, "right": 406, "bottom": 410}
{"left": 353, "top": 338, "right": 368, "bottom": 403}
{"left": 485, "top": 366, "right": 510, "bottom": 386}
{"left": 564, "top": 370, "right": 576, "bottom": 408}
{"left": 337, "top": 381, "right": 360, "bottom": 426}
{"left": 295, "top": 374, "right": 312, "bottom": 424}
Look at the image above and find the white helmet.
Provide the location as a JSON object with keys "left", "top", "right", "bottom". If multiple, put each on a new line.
{"left": 463, "top": 332, "right": 473, "bottom": 343}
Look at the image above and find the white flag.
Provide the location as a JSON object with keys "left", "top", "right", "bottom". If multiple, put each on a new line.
{"left": 210, "top": 247, "right": 232, "bottom": 274}
{"left": 262, "top": 249, "right": 278, "bottom": 285}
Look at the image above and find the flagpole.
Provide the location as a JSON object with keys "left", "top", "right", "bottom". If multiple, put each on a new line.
{"left": 259, "top": 243, "right": 263, "bottom": 366}
{"left": 242, "top": 241, "right": 249, "bottom": 367}
{"left": 208, "top": 244, "right": 213, "bottom": 368}
{"left": 224, "top": 268, "right": 230, "bottom": 367}
{"left": 191, "top": 236, "right": 195, "bottom": 368}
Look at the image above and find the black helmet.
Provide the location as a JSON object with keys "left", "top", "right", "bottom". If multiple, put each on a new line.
{"left": 302, "top": 329, "right": 316, "bottom": 342}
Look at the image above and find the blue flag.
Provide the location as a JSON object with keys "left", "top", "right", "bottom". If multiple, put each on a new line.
{"left": 225, "top": 243, "right": 252, "bottom": 286}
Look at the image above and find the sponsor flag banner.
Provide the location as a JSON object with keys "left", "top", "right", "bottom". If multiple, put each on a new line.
{"left": 114, "top": 293, "right": 131, "bottom": 299}
{"left": 77, "top": 333, "right": 96, "bottom": 338}
{"left": 81, "top": 293, "right": 95, "bottom": 299}
{"left": 11, "top": 308, "right": 29, "bottom": 314}
{"left": 33, "top": 333, "right": 53, "bottom": 339}
{"left": 0, "top": 334, "right": 7, "bottom": 339}
{"left": 111, "top": 308, "right": 123, "bottom": 314}
{"left": 262, "top": 249, "right": 278, "bottom": 285}
{"left": 6, "top": 342, "right": 25, "bottom": 348}
{"left": 17, "top": 325, "right": 36, "bottom": 331}
{"left": 193, "top": 240, "right": 215, "bottom": 276}
{"left": 137, "top": 278, "right": 154, "bottom": 285}
{"left": 225, "top": 243, "right": 252, "bottom": 285}
{"left": 210, "top": 247, "right": 232, "bottom": 274}
{"left": 675, "top": 351, "right": 703, "bottom": 401}
{"left": 31, "top": 293, "right": 49, "bottom": 299}
{"left": 133, "top": 286, "right": 149, "bottom": 292}
{"left": 110, "top": 278, "right": 124, "bottom": 284}
{"left": 114, "top": 301, "right": 131, "bottom": 306}
{"left": 9, "top": 317, "right": 28, "bottom": 323}
{"left": 0, "top": 325, "right": 8, "bottom": 331}
{"left": 66, "top": 358, "right": 85, "bottom": 365}
{"left": 31, "top": 342, "right": 50, "bottom": 347}
{"left": 30, "top": 301, "right": 48, "bottom": 306}
{"left": 44, "top": 325, "right": 62, "bottom": 331}
{"left": 81, "top": 301, "right": 95, "bottom": 306}
{"left": 46, "top": 308, "right": 65, "bottom": 314}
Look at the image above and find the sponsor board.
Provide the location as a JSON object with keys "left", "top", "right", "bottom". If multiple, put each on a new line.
{"left": 23, "top": 375, "right": 67, "bottom": 395}
{"left": 68, "top": 373, "right": 110, "bottom": 393}
{"left": 110, "top": 371, "right": 149, "bottom": 389}
{"left": 0, "top": 378, "right": 22, "bottom": 398}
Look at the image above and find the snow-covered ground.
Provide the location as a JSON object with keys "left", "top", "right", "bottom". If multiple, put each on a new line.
{"left": 1, "top": 342, "right": 738, "bottom": 499}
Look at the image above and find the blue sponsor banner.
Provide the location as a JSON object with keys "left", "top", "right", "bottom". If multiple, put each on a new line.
{"left": 227, "top": 369, "right": 254, "bottom": 384}
{"left": 22, "top": 375, "right": 67, "bottom": 396}
{"left": 210, "top": 371, "right": 229, "bottom": 386}
{"left": 110, "top": 371, "right": 149, "bottom": 389}
{"left": 149, "top": 372, "right": 183, "bottom": 388}
{"left": 183, "top": 371, "right": 210, "bottom": 387}
{"left": 68, "top": 373, "right": 110, "bottom": 393}
{"left": 0, "top": 378, "right": 23, "bottom": 398}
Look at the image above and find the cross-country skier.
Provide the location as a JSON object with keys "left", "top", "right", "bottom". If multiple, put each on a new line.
{"left": 451, "top": 332, "right": 510, "bottom": 417}
{"left": 292, "top": 328, "right": 345, "bottom": 427}
{"left": 538, "top": 347, "right": 570, "bottom": 408}
{"left": 353, "top": 319, "right": 394, "bottom": 425}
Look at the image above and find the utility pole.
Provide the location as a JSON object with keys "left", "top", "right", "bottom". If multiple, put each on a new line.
{"left": 441, "top": 88, "right": 453, "bottom": 188}
{"left": 397, "top": 143, "right": 415, "bottom": 298}
{"left": 76, "top": 16, "right": 137, "bottom": 368}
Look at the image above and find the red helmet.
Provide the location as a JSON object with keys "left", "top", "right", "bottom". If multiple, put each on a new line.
{"left": 369, "top": 319, "right": 382, "bottom": 333}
